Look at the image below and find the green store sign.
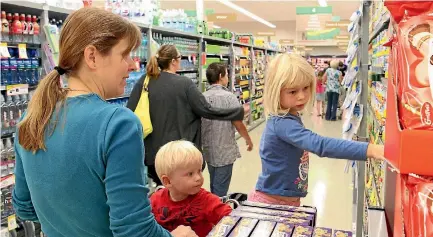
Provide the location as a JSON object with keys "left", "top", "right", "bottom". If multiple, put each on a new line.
{"left": 306, "top": 28, "right": 341, "bottom": 40}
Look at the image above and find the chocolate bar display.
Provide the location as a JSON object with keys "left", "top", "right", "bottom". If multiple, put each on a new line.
{"left": 241, "top": 201, "right": 317, "bottom": 214}
{"left": 230, "top": 211, "right": 311, "bottom": 226}
{"left": 207, "top": 216, "right": 240, "bottom": 237}
{"left": 292, "top": 226, "right": 314, "bottom": 237}
{"left": 237, "top": 206, "right": 314, "bottom": 220}
{"left": 227, "top": 218, "right": 258, "bottom": 237}
{"left": 313, "top": 227, "right": 333, "bottom": 237}
{"left": 333, "top": 230, "right": 353, "bottom": 237}
{"left": 270, "top": 223, "right": 295, "bottom": 237}
{"left": 249, "top": 221, "right": 276, "bottom": 237}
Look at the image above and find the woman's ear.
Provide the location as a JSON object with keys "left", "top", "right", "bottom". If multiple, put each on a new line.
{"left": 83, "top": 45, "right": 98, "bottom": 70}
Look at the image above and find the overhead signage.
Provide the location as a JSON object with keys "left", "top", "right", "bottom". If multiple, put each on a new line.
{"left": 325, "top": 20, "right": 351, "bottom": 29}
{"left": 306, "top": 28, "right": 340, "bottom": 40}
{"left": 256, "top": 32, "right": 276, "bottom": 36}
{"left": 207, "top": 13, "right": 237, "bottom": 22}
{"left": 296, "top": 6, "right": 333, "bottom": 15}
{"left": 279, "top": 39, "right": 294, "bottom": 44}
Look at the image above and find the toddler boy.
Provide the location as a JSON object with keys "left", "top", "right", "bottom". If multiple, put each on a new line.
{"left": 202, "top": 62, "right": 253, "bottom": 197}
{"left": 150, "top": 140, "right": 232, "bottom": 237}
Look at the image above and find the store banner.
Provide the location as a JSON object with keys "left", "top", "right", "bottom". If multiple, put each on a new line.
{"left": 207, "top": 13, "right": 237, "bottom": 22}
{"left": 305, "top": 28, "right": 341, "bottom": 40}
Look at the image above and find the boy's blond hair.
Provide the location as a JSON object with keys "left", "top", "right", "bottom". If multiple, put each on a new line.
{"left": 330, "top": 60, "right": 339, "bottom": 69}
{"left": 263, "top": 53, "right": 316, "bottom": 117}
{"left": 155, "top": 140, "right": 203, "bottom": 180}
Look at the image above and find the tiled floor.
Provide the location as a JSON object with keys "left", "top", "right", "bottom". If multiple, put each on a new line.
{"left": 202, "top": 114, "right": 354, "bottom": 231}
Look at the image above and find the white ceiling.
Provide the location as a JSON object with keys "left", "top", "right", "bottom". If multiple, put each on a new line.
{"left": 160, "top": 0, "right": 360, "bottom": 22}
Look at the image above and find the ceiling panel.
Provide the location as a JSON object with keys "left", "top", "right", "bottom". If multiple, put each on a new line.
{"left": 160, "top": 0, "right": 360, "bottom": 22}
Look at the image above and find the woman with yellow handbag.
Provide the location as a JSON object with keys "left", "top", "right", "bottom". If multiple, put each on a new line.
{"left": 127, "top": 45, "right": 244, "bottom": 186}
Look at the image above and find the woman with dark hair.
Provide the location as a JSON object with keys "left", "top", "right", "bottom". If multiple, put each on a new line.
{"left": 127, "top": 45, "right": 244, "bottom": 185}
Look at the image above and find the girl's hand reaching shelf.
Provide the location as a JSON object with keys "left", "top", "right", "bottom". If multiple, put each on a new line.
{"left": 366, "top": 144, "right": 386, "bottom": 160}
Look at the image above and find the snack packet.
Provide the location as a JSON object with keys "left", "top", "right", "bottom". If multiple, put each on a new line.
{"left": 227, "top": 218, "right": 258, "bottom": 237}
{"left": 313, "top": 227, "right": 332, "bottom": 237}
{"left": 207, "top": 216, "right": 240, "bottom": 237}
{"left": 333, "top": 230, "right": 353, "bottom": 237}
{"left": 249, "top": 221, "right": 276, "bottom": 237}
{"left": 270, "top": 223, "right": 294, "bottom": 237}
{"left": 292, "top": 226, "right": 314, "bottom": 237}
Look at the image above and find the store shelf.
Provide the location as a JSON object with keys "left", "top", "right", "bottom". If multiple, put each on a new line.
{"left": 203, "top": 35, "right": 233, "bottom": 45}
{"left": 233, "top": 42, "right": 252, "bottom": 48}
{"left": 369, "top": 15, "right": 390, "bottom": 44}
{"left": 151, "top": 26, "right": 201, "bottom": 39}
{"left": 131, "top": 22, "right": 151, "bottom": 30}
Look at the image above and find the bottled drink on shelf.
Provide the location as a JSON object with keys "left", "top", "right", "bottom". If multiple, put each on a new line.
{"left": 1, "top": 11, "right": 10, "bottom": 42}
{"left": 6, "top": 95, "right": 17, "bottom": 131}
{"left": 32, "top": 15, "right": 40, "bottom": 44}
{"left": 5, "top": 138, "right": 15, "bottom": 175}
{"left": 1, "top": 95, "right": 10, "bottom": 135}
{"left": 12, "top": 13, "right": 22, "bottom": 43}
{"left": 27, "top": 14, "right": 33, "bottom": 43}
{"left": 21, "top": 13, "right": 28, "bottom": 43}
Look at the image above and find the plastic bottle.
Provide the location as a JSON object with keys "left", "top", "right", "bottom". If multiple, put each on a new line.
{"left": 1, "top": 139, "right": 7, "bottom": 177}
{"left": 1, "top": 57, "right": 9, "bottom": 85}
{"left": 14, "top": 95, "right": 22, "bottom": 122}
{"left": 5, "top": 138, "right": 14, "bottom": 174}
{"left": 20, "top": 14, "right": 28, "bottom": 43}
{"left": 6, "top": 96, "right": 16, "bottom": 132}
{"left": 1, "top": 95, "right": 10, "bottom": 135}
{"left": 6, "top": 13, "right": 12, "bottom": 41}
{"left": 1, "top": 11, "right": 10, "bottom": 42}
{"left": 9, "top": 57, "right": 18, "bottom": 85}
{"left": 27, "top": 15, "right": 33, "bottom": 44}
{"left": 21, "top": 94, "right": 28, "bottom": 112}
{"left": 12, "top": 13, "right": 22, "bottom": 43}
{"left": 32, "top": 15, "right": 40, "bottom": 44}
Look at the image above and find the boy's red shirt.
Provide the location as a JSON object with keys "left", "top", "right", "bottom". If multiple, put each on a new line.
{"left": 150, "top": 188, "right": 232, "bottom": 237}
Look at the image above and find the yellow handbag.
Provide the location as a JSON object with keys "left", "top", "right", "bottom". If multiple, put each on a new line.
{"left": 134, "top": 75, "right": 153, "bottom": 138}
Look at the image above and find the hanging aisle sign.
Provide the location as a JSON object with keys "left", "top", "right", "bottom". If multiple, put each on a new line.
{"left": 207, "top": 13, "right": 237, "bottom": 22}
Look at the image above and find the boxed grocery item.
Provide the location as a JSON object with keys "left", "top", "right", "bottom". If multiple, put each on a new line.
{"left": 401, "top": 174, "right": 433, "bottom": 237}
{"left": 313, "top": 227, "right": 333, "bottom": 237}
{"left": 270, "top": 223, "right": 294, "bottom": 237}
{"left": 292, "top": 226, "right": 314, "bottom": 237}
{"left": 227, "top": 218, "right": 258, "bottom": 237}
{"left": 384, "top": 1, "right": 433, "bottom": 130}
{"left": 207, "top": 216, "right": 240, "bottom": 237}
{"left": 240, "top": 201, "right": 317, "bottom": 226}
{"left": 333, "top": 230, "right": 353, "bottom": 237}
{"left": 236, "top": 206, "right": 314, "bottom": 223}
{"left": 249, "top": 221, "right": 276, "bottom": 237}
{"left": 230, "top": 211, "right": 311, "bottom": 226}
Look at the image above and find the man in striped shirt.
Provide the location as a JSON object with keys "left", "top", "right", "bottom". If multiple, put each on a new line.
{"left": 201, "top": 62, "right": 253, "bottom": 197}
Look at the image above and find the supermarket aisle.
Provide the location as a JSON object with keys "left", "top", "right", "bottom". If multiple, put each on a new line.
{"left": 202, "top": 115, "right": 353, "bottom": 231}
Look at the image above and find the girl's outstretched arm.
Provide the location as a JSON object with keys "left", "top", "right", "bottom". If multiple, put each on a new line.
{"left": 274, "top": 117, "right": 375, "bottom": 161}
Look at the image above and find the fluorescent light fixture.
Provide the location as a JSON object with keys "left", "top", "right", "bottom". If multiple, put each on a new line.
{"left": 217, "top": 0, "right": 276, "bottom": 28}
{"left": 318, "top": 0, "right": 327, "bottom": 7}
{"left": 213, "top": 25, "right": 221, "bottom": 29}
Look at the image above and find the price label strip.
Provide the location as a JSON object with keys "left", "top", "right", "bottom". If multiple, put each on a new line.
{"left": 0, "top": 43, "right": 11, "bottom": 58}
{"left": 18, "top": 44, "right": 28, "bottom": 59}
{"left": 6, "top": 84, "right": 29, "bottom": 96}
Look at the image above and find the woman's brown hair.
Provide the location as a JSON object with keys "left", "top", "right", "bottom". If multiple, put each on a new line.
{"left": 18, "top": 7, "right": 141, "bottom": 153}
{"left": 146, "top": 45, "right": 180, "bottom": 78}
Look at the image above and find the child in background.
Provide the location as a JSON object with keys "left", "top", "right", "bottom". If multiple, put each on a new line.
{"left": 150, "top": 141, "right": 232, "bottom": 237}
{"left": 202, "top": 62, "right": 253, "bottom": 197}
{"left": 249, "top": 53, "right": 385, "bottom": 206}
{"left": 315, "top": 70, "right": 325, "bottom": 117}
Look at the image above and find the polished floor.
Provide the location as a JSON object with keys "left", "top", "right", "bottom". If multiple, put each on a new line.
{"left": 202, "top": 114, "right": 354, "bottom": 231}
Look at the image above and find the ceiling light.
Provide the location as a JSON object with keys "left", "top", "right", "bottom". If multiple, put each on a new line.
{"left": 318, "top": 0, "right": 327, "bottom": 7}
{"left": 217, "top": 0, "right": 276, "bottom": 28}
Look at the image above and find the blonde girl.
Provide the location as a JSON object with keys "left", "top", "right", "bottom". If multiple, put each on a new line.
{"left": 248, "top": 53, "right": 385, "bottom": 206}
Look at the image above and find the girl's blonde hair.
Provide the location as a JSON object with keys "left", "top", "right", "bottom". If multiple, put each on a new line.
{"left": 264, "top": 53, "right": 316, "bottom": 117}
{"left": 18, "top": 7, "right": 141, "bottom": 153}
{"left": 155, "top": 140, "right": 203, "bottom": 180}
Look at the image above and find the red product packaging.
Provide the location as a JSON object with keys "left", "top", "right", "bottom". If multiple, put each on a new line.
{"left": 401, "top": 175, "right": 433, "bottom": 237}
{"left": 385, "top": 1, "right": 433, "bottom": 130}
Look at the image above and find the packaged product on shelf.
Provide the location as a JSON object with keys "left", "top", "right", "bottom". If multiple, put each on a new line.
{"left": 401, "top": 175, "right": 433, "bottom": 237}
{"left": 313, "top": 227, "right": 332, "bottom": 237}
{"left": 249, "top": 221, "right": 276, "bottom": 237}
{"left": 332, "top": 230, "right": 352, "bottom": 237}
{"left": 236, "top": 206, "right": 314, "bottom": 222}
{"left": 270, "top": 223, "right": 294, "bottom": 237}
{"left": 207, "top": 216, "right": 240, "bottom": 237}
{"left": 385, "top": 1, "right": 433, "bottom": 130}
{"left": 230, "top": 211, "right": 311, "bottom": 226}
{"left": 292, "top": 226, "right": 314, "bottom": 237}
{"left": 227, "top": 218, "right": 258, "bottom": 237}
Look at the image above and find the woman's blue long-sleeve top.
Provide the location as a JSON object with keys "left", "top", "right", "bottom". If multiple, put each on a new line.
{"left": 12, "top": 94, "right": 171, "bottom": 237}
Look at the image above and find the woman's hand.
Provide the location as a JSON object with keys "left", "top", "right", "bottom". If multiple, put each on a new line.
{"left": 171, "top": 226, "right": 198, "bottom": 237}
{"left": 366, "top": 144, "right": 386, "bottom": 160}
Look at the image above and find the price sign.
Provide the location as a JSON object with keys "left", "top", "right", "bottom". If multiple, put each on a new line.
{"left": 0, "top": 43, "right": 11, "bottom": 58}
{"left": 6, "top": 84, "right": 29, "bottom": 96}
{"left": 8, "top": 215, "right": 18, "bottom": 230}
{"left": 18, "top": 44, "right": 28, "bottom": 59}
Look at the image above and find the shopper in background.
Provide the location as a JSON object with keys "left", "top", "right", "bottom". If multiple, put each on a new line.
{"left": 150, "top": 141, "right": 232, "bottom": 237}
{"left": 338, "top": 61, "right": 348, "bottom": 77}
{"left": 323, "top": 60, "right": 343, "bottom": 121}
{"left": 127, "top": 45, "right": 244, "bottom": 186}
{"left": 13, "top": 8, "right": 196, "bottom": 237}
{"left": 315, "top": 70, "right": 325, "bottom": 117}
{"left": 249, "top": 53, "right": 385, "bottom": 206}
{"left": 201, "top": 62, "right": 253, "bottom": 197}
